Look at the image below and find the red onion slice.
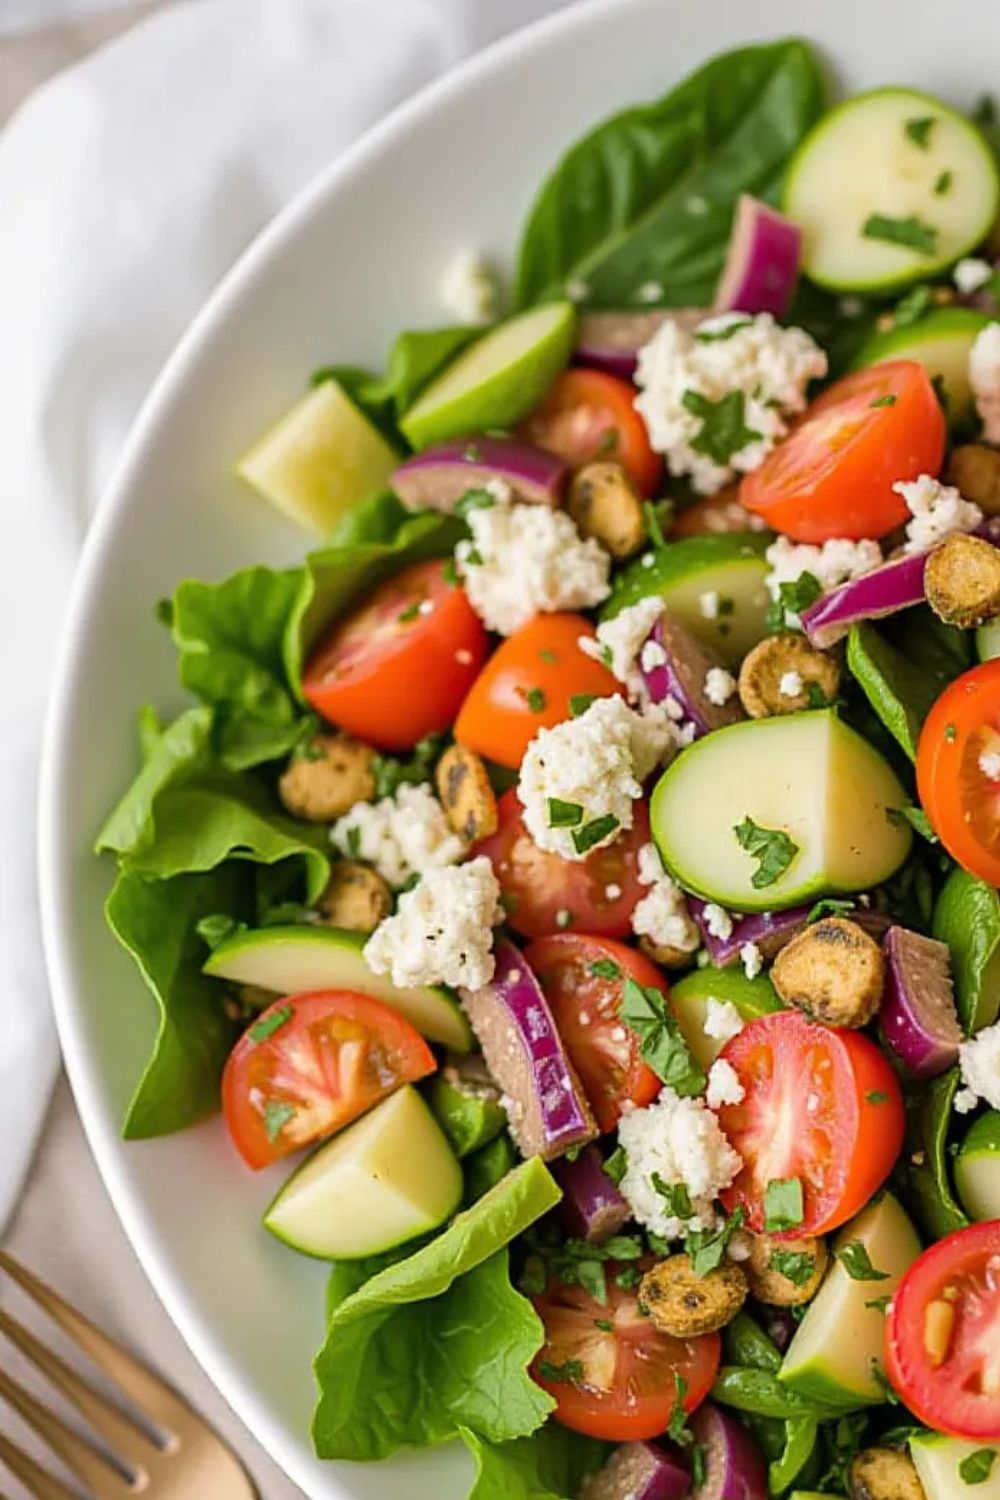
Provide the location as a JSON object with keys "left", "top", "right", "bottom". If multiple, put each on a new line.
{"left": 690, "top": 1402, "right": 768, "bottom": 1499}
{"left": 689, "top": 897, "right": 889, "bottom": 966}
{"left": 713, "top": 195, "right": 802, "bottom": 322}
{"left": 581, "top": 1441, "right": 692, "bottom": 1500}
{"left": 640, "top": 613, "right": 743, "bottom": 738}
{"left": 392, "top": 437, "right": 565, "bottom": 511}
{"left": 552, "top": 1146, "right": 631, "bottom": 1244}
{"left": 575, "top": 309, "right": 704, "bottom": 379}
{"left": 880, "top": 925, "right": 964, "bottom": 1079}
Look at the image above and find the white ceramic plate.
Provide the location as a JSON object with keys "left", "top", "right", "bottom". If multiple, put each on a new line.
{"left": 38, "top": 0, "right": 1000, "bottom": 1495}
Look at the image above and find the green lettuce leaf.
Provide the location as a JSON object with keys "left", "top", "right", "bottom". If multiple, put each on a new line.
{"left": 313, "top": 325, "right": 480, "bottom": 440}
{"left": 847, "top": 610, "right": 970, "bottom": 761}
{"left": 96, "top": 706, "right": 215, "bottom": 857}
{"left": 312, "top": 1158, "right": 561, "bottom": 1461}
{"left": 933, "top": 866, "right": 1000, "bottom": 1033}
{"left": 461, "top": 1425, "right": 609, "bottom": 1500}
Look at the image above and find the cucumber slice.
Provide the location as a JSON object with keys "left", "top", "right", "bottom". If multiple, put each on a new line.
{"left": 911, "top": 1433, "right": 1000, "bottom": 1498}
{"left": 650, "top": 710, "right": 912, "bottom": 912}
{"left": 264, "top": 1085, "right": 462, "bottom": 1259}
{"left": 780, "top": 1193, "right": 921, "bottom": 1407}
{"left": 602, "top": 533, "right": 771, "bottom": 668}
{"left": 853, "top": 307, "right": 990, "bottom": 422}
{"left": 236, "top": 379, "right": 399, "bottom": 536}
{"left": 784, "top": 87, "right": 1000, "bottom": 293}
{"left": 400, "top": 302, "right": 575, "bottom": 449}
{"left": 203, "top": 925, "right": 472, "bottom": 1051}
{"left": 977, "top": 617, "right": 1000, "bottom": 662}
{"left": 955, "top": 1110, "right": 1000, "bottom": 1221}
{"left": 669, "top": 969, "right": 783, "bottom": 1068}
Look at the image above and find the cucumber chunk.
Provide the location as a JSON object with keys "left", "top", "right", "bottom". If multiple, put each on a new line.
{"left": 264, "top": 1085, "right": 462, "bottom": 1259}
{"left": 784, "top": 88, "right": 1000, "bottom": 292}
{"left": 650, "top": 710, "right": 912, "bottom": 911}
{"left": 236, "top": 379, "right": 399, "bottom": 536}
{"left": 977, "top": 617, "right": 1000, "bottom": 662}
{"left": 780, "top": 1193, "right": 922, "bottom": 1407}
{"left": 602, "top": 533, "right": 771, "bottom": 668}
{"left": 203, "top": 924, "right": 472, "bottom": 1051}
{"left": 853, "top": 307, "right": 990, "bottom": 422}
{"left": 955, "top": 1110, "right": 1000, "bottom": 1221}
{"left": 400, "top": 302, "right": 575, "bottom": 449}
{"left": 911, "top": 1433, "right": 1000, "bottom": 1498}
{"left": 669, "top": 969, "right": 783, "bottom": 1068}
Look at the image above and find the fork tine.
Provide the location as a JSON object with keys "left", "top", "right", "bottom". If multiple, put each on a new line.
{"left": 0, "top": 1427, "right": 89, "bottom": 1500}
{"left": 0, "top": 1368, "right": 133, "bottom": 1497}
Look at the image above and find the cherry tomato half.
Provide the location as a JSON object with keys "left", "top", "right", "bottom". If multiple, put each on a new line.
{"left": 455, "top": 613, "right": 619, "bottom": 769}
{"left": 716, "top": 1011, "right": 904, "bottom": 1237}
{"left": 477, "top": 790, "right": 649, "bottom": 939}
{"left": 917, "top": 659, "right": 1000, "bottom": 886}
{"left": 741, "top": 361, "right": 945, "bottom": 543}
{"left": 222, "top": 990, "right": 435, "bottom": 1169}
{"left": 302, "top": 558, "right": 488, "bottom": 752}
{"left": 520, "top": 369, "right": 662, "bottom": 496}
{"left": 532, "top": 1261, "right": 720, "bottom": 1440}
{"left": 886, "top": 1221, "right": 1000, "bottom": 1440}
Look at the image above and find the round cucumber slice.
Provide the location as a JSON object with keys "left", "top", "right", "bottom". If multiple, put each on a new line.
{"left": 602, "top": 533, "right": 771, "bottom": 668}
{"left": 264, "top": 1085, "right": 462, "bottom": 1259}
{"left": 400, "top": 302, "right": 575, "bottom": 450}
{"left": 669, "top": 969, "right": 783, "bottom": 1068}
{"left": 911, "top": 1432, "right": 1000, "bottom": 1498}
{"left": 784, "top": 87, "right": 1000, "bottom": 293}
{"left": 977, "top": 617, "right": 1000, "bottom": 662}
{"left": 203, "top": 924, "right": 472, "bottom": 1051}
{"left": 955, "top": 1109, "right": 1000, "bottom": 1222}
{"left": 853, "top": 307, "right": 990, "bottom": 422}
{"left": 650, "top": 709, "right": 912, "bottom": 911}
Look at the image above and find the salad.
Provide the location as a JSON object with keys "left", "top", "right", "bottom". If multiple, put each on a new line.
{"left": 96, "top": 37, "right": 1000, "bottom": 1500}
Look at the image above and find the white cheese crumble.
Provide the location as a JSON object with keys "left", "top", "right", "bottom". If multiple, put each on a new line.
{"left": 699, "top": 590, "right": 720, "bottom": 620}
{"left": 980, "top": 749, "right": 1000, "bottom": 781}
{"left": 638, "top": 280, "right": 664, "bottom": 304}
{"left": 631, "top": 841, "right": 699, "bottom": 955}
{"left": 740, "top": 941, "right": 763, "bottom": 980}
{"left": 704, "top": 667, "right": 737, "bottom": 706}
{"left": 764, "top": 535, "right": 882, "bottom": 602}
{"left": 578, "top": 596, "right": 665, "bottom": 702}
{"left": 706, "top": 1058, "right": 746, "bottom": 1110}
{"left": 955, "top": 1020, "right": 1000, "bottom": 1113}
{"left": 894, "top": 473, "right": 983, "bottom": 555}
{"left": 634, "top": 312, "right": 828, "bottom": 494}
{"left": 439, "top": 250, "right": 499, "bottom": 325}
{"left": 456, "top": 498, "right": 611, "bottom": 636}
{"left": 970, "top": 322, "right": 1000, "bottom": 444}
{"left": 702, "top": 905, "right": 734, "bottom": 942}
{"left": 518, "top": 697, "right": 679, "bottom": 860}
{"left": 641, "top": 639, "right": 668, "bottom": 672}
{"left": 704, "top": 997, "right": 745, "bottom": 1042}
{"left": 954, "top": 258, "right": 994, "bottom": 295}
{"left": 565, "top": 278, "right": 590, "bottom": 303}
{"left": 331, "top": 782, "right": 464, "bottom": 889}
{"left": 363, "top": 856, "right": 502, "bottom": 991}
{"left": 779, "top": 670, "right": 803, "bottom": 698}
{"left": 618, "top": 1089, "right": 743, "bottom": 1239}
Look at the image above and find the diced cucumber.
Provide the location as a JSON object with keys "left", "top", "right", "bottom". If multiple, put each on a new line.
{"left": 203, "top": 924, "right": 472, "bottom": 1051}
{"left": 428, "top": 1073, "right": 506, "bottom": 1159}
{"left": 978, "top": 617, "right": 1000, "bottom": 662}
{"left": 784, "top": 87, "right": 1000, "bottom": 292}
{"left": 669, "top": 969, "right": 783, "bottom": 1068}
{"left": 650, "top": 710, "right": 912, "bottom": 912}
{"left": 853, "top": 307, "right": 991, "bottom": 422}
{"left": 955, "top": 1110, "right": 1000, "bottom": 1222}
{"left": 602, "top": 533, "right": 771, "bottom": 668}
{"left": 400, "top": 302, "right": 575, "bottom": 449}
{"left": 911, "top": 1432, "right": 1000, "bottom": 1497}
{"left": 236, "top": 379, "right": 399, "bottom": 535}
{"left": 264, "top": 1085, "right": 462, "bottom": 1259}
{"left": 780, "top": 1193, "right": 921, "bottom": 1407}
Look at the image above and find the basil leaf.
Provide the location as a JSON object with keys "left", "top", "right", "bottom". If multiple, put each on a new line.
{"left": 686, "top": 1207, "right": 745, "bottom": 1277}
{"left": 619, "top": 978, "right": 706, "bottom": 1096}
{"left": 960, "top": 1448, "right": 998, "bottom": 1484}
{"left": 847, "top": 610, "right": 970, "bottom": 762}
{"left": 862, "top": 213, "right": 938, "bottom": 255}
{"left": 835, "top": 1241, "right": 890, "bottom": 1282}
{"left": 768, "top": 1249, "right": 817, "bottom": 1287}
{"left": 933, "top": 867, "right": 1000, "bottom": 1032}
{"left": 733, "top": 815, "right": 800, "bottom": 889}
{"left": 682, "top": 389, "right": 762, "bottom": 466}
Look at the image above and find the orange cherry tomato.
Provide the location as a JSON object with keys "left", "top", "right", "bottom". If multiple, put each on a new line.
{"left": 454, "top": 613, "right": 619, "bottom": 769}
{"left": 520, "top": 369, "right": 662, "bottom": 496}
{"left": 741, "top": 361, "right": 946, "bottom": 542}
{"left": 917, "top": 659, "right": 1000, "bottom": 885}
{"left": 302, "top": 558, "right": 487, "bottom": 752}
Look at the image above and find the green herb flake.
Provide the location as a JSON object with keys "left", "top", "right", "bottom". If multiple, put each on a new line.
{"left": 525, "top": 686, "right": 547, "bottom": 713}
{"left": 685, "top": 1207, "right": 745, "bottom": 1277}
{"left": 346, "top": 826, "right": 362, "bottom": 858}
{"left": 518, "top": 1256, "right": 547, "bottom": 1297}
{"left": 397, "top": 601, "right": 421, "bottom": 624}
{"left": 893, "top": 284, "right": 933, "bottom": 327}
{"left": 945, "top": 723, "right": 957, "bottom": 742}
{"left": 734, "top": 815, "right": 800, "bottom": 889}
{"left": 537, "top": 1358, "right": 584, "bottom": 1385}
{"left": 694, "top": 317, "right": 753, "bottom": 343}
{"left": 867, "top": 1089, "right": 889, "bottom": 1105}
{"left": 593, "top": 1318, "right": 614, "bottom": 1333}
{"left": 934, "top": 170, "right": 953, "bottom": 196}
{"left": 370, "top": 734, "right": 444, "bottom": 800}
{"left": 865, "top": 1294, "right": 892, "bottom": 1313}
{"left": 539, "top": 648, "right": 558, "bottom": 664}
{"left": 807, "top": 897, "right": 856, "bottom": 923}
{"left": 555, "top": 908, "right": 574, "bottom": 930}
{"left": 569, "top": 693, "right": 597, "bottom": 718}
{"left": 643, "top": 500, "right": 668, "bottom": 551}
{"left": 249, "top": 1004, "right": 294, "bottom": 1043}
{"left": 691, "top": 1445, "right": 708, "bottom": 1488}
{"left": 619, "top": 978, "right": 707, "bottom": 1096}
{"left": 603, "top": 1146, "right": 627, "bottom": 1185}
{"left": 905, "top": 115, "right": 937, "bottom": 149}
{"left": 870, "top": 393, "right": 898, "bottom": 408}
{"left": 682, "top": 389, "right": 762, "bottom": 467}
{"left": 765, "top": 570, "right": 823, "bottom": 632}
{"left": 547, "top": 797, "right": 583, "bottom": 829}
{"left": 960, "top": 1448, "right": 998, "bottom": 1484}
{"left": 590, "top": 958, "right": 623, "bottom": 981}
{"left": 615, "top": 1266, "right": 642, "bottom": 1290}
{"left": 572, "top": 814, "right": 621, "bottom": 855}
{"left": 836, "top": 1240, "right": 890, "bottom": 1282}
{"left": 767, "top": 1249, "right": 816, "bottom": 1287}
{"left": 763, "top": 1177, "right": 804, "bottom": 1232}
{"left": 887, "top": 805, "right": 938, "bottom": 842}
{"left": 597, "top": 428, "right": 620, "bottom": 456}
{"left": 652, "top": 1172, "right": 694, "bottom": 1221}
{"left": 454, "top": 488, "right": 497, "bottom": 520}
{"left": 861, "top": 213, "right": 938, "bottom": 257}
{"left": 666, "top": 1373, "right": 693, "bottom": 1446}
{"left": 263, "top": 1099, "right": 297, "bottom": 1142}
{"left": 441, "top": 558, "right": 458, "bottom": 587}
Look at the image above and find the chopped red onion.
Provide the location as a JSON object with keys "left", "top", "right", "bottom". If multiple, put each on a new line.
{"left": 713, "top": 195, "right": 802, "bottom": 322}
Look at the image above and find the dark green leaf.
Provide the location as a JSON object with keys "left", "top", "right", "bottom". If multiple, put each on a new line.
{"left": 904, "top": 116, "right": 936, "bottom": 149}
{"left": 835, "top": 1240, "right": 890, "bottom": 1282}
{"left": 847, "top": 610, "right": 970, "bottom": 762}
{"left": 370, "top": 734, "right": 445, "bottom": 800}
{"left": 652, "top": 1173, "right": 694, "bottom": 1220}
{"left": 572, "top": 814, "right": 621, "bottom": 855}
{"left": 766, "top": 570, "right": 823, "bottom": 632}
{"left": 896, "top": 1066, "right": 970, "bottom": 1241}
{"left": 733, "top": 815, "right": 800, "bottom": 890}
{"left": 687, "top": 1207, "right": 746, "bottom": 1277}
{"left": 569, "top": 693, "right": 597, "bottom": 717}
{"left": 862, "top": 214, "right": 938, "bottom": 255}
{"left": 768, "top": 1249, "right": 817, "bottom": 1287}
{"left": 682, "top": 389, "right": 762, "bottom": 466}
{"left": 619, "top": 978, "right": 706, "bottom": 1095}
{"left": 960, "top": 1448, "right": 998, "bottom": 1484}
{"left": 933, "top": 867, "right": 1000, "bottom": 1032}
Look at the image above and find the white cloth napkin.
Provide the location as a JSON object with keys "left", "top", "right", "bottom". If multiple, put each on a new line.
{"left": 0, "top": 0, "right": 575, "bottom": 1231}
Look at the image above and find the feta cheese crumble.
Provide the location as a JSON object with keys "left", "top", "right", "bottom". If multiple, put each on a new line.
{"left": 702, "top": 905, "right": 734, "bottom": 942}
{"left": 894, "top": 473, "right": 983, "bottom": 555}
{"left": 699, "top": 590, "right": 721, "bottom": 620}
{"left": 779, "top": 670, "right": 803, "bottom": 698}
{"left": 980, "top": 749, "right": 1000, "bottom": 781}
{"left": 456, "top": 497, "right": 611, "bottom": 635}
{"left": 631, "top": 842, "right": 699, "bottom": 956}
{"left": 706, "top": 1058, "right": 746, "bottom": 1110}
{"left": 704, "top": 666, "right": 737, "bottom": 706}
{"left": 704, "top": 997, "right": 745, "bottom": 1042}
{"left": 439, "top": 250, "right": 499, "bottom": 325}
{"left": 565, "top": 278, "right": 590, "bottom": 303}
{"left": 332, "top": 782, "right": 464, "bottom": 889}
{"left": 618, "top": 1089, "right": 743, "bottom": 1239}
{"left": 363, "top": 856, "right": 502, "bottom": 991}
{"left": 634, "top": 312, "right": 828, "bottom": 494}
{"left": 764, "top": 535, "right": 882, "bottom": 602}
{"left": 740, "top": 942, "right": 763, "bottom": 980}
{"left": 970, "top": 322, "right": 1000, "bottom": 445}
{"left": 955, "top": 1020, "right": 1000, "bottom": 1114}
{"left": 953, "top": 258, "right": 994, "bottom": 295}
{"left": 578, "top": 596, "right": 665, "bottom": 702}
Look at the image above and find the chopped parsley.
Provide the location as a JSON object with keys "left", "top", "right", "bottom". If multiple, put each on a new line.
{"left": 397, "top": 601, "right": 421, "bottom": 623}
{"left": 370, "top": 734, "right": 444, "bottom": 799}
{"left": 960, "top": 1449, "right": 998, "bottom": 1484}
{"left": 539, "top": 648, "right": 558, "bottom": 664}
{"left": 619, "top": 978, "right": 706, "bottom": 1096}
{"left": 867, "top": 1089, "right": 889, "bottom": 1105}
{"left": 547, "top": 797, "right": 584, "bottom": 828}
{"left": 263, "top": 1100, "right": 297, "bottom": 1143}
{"left": 248, "top": 1005, "right": 294, "bottom": 1043}
{"left": 666, "top": 1373, "right": 694, "bottom": 1445}
{"left": 593, "top": 1318, "right": 614, "bottom": 1333}
{"left": 525, "top": 686, "right": 547, "bottom": 713}
{"left": 763, "top": 1176, "right": 804, "bottom": 1232}
{"left": 905, "top": 115, "right": 937, "bottom": 149}
{"left": 870, "top": 393, "right": 898, "bottom": 407}
{"left": 887, "top": 805, "right": 938, "bottom": 842}
{"left": 694, "top": 317, "right": 753, "bottom": 343}
{"left": 441, "top": 557, "right": 458, "bottom": 586}
{"left": 893, "top": 284, "right": 933, "bottom": 326}
{"left": 572, "top": 813, "right": 621, "bottom": 855}
{"left": 604, "top": 1146, "right": 628, "bottom": 1185}
{"left": 589, "top": 958, "right": 622, "bottom": 980}
{"left": 569, "top": 693, "right": 597, "bottom": 717}
{"left": 767, "top": 1249, "right": 817, "bottom": 1287}
{"left": 537, "top": 1359, "right": 584, "bottom": 1385}
{"left": 734, "top": 815, "right": 800, "bottom": 889}
{"left": 945, "top": 723, "right": 957, "bottom": 742}
{"left": 685, "top": 1207, "right": 746, "bottom": 1277}
{"left": 454, "top": 486, "right": 495, "bottom": 517}
{"left": 765, "top": 570, "right": 822, "bottom": 632}
{"left": 346, "top": 826, "right": 362, "bottom": 858}
{"left": 615, "top": 1266, "right": 643, "bottom": 1290}
{"left": 807, "top": 897, "right": 856, "bottom": 922}
{"left": 861, "top": 213, "right": 938, "bottom": 256}
{"left": 864, "top": 1294, "right": 892, "bottom": 1313}
{"left": 682, "top": 389, "right": 762, "bottom": 466}
{"left": 934, "top": 169, "right": 953, "bottom": 196}
{"left": 836, "top": 1240, "right": 890, "bottom": 1282}
{"left": 652, "top": 1173, "right": 694, "bottom": 1220}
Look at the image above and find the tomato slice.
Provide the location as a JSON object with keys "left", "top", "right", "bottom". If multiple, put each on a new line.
{"left": 477, "top": 790, "right": 649, "bottom": 939}
{"left": 917, "top": 660, "right": 1000, "bottom": 886}
{"left": 886, "top": 1222, "right": 1000, "bottom": 1440}
{"left": 716, "top": 1011, "right": 904, "bottom": 1237}
{"left": 532, "top": 1262, "right": 720, "bottom": 1440}
{"left": 520, "top": 369, "right": 662, "bottom": 496}
{"left": 525, "top": 935, "right": 662, "bottom": 1132}
{"left": 222, "top": 990, "right": 436, "bottom": 1169}
{"left": 740, "top": 361, "right": 946, "bottom": 543}
{"left": 302, "top": 558, "right": 488, "bottom": 752}
{"left": 455, "top": 613, "right": 620, "bottom": 770}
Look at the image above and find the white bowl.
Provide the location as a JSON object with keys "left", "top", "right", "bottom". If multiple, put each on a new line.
{"left": 38, "top": 0, "right": 999, "bottom": 1495}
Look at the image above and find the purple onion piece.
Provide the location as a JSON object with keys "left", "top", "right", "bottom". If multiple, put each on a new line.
{"left": 391, "top": 437, "right": 566, "bottom": 511}
{"left": 690, "top": 1403, "right": 768, "bottom": 1500}
{"left": 581, "top": 1442, "right": 692, "bottom": 1500}
{"left": 640, "top": 613, "right": 744, "bottom": 738}
{"left": 880, "top": 926, "right": 964, "bottom": 1079}
{"left": 460, "top": 937, "right": 596, "bottom": 1161}
{"left": 552, "top": 1146, "right": 631, "bottom": 1244}
{"left": 713, "top": 195, "right": 802, "bottom": 322}
{"left": 575, "top": 309, "right": 704, "bottom": 379}
{"left": 688, "top": 898, "right": 889, "bottom": 966}
{"left": 755, "top": 1303, "right": 796, "bottom": 1354}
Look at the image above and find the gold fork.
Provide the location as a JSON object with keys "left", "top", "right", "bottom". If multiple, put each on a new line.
{"left": 0, "top": 1251, "right": 258, "bottom": 1499}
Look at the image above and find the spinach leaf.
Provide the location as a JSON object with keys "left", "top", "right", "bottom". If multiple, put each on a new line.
{"left": 515, "top": 40, "right": 824, "bottom": 309}
{"left": 619, "top": 978, "right": 706, "bottom": 1095}
{"left": 711, "top": 1367, "right": 841, "bottom": 1420}
{"left": 847, "top": 610, "right": 970, "bottom": 762}
{"left": 723, "top": 1312, "right": 782, "bottom": 1373}
{"left": 461, "top": 1426, "right": 608, "bottom": 1500}
{"left": 896, "top": 1068, "right": 970, "bottom": 1241}
{"left": 933, "top": 866, "right": 1000, "bottom": 1033}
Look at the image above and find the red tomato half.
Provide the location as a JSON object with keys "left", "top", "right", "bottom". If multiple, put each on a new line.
{"left": 886, "top": 1221, "right": 1000, "bottom": 1440}
{"left": 532, "top": 1262, "right": 720, "bottom": 1440}
{"left": 302, "top": 559, "right": 488, "bottom": 752}
{"left": 222, "top": 990, "right": 435, "bottom": 1169}
{"left": 520, "top": 369, "right": 662, "bottom": 496}
{"left": 741, "top": 361, "right": 945, "bottom": 542}
{"left": 525, "top": 935, "right": 662, "bottom": 1132}
{"left": 477, "top": 790, "right": 649, "bottom": 939}
{"left": 716, "top": 1011, "right": 904, "bottom": 1237}
{"left": 917, "top": 660, "right": 1000, "bottom": 886}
